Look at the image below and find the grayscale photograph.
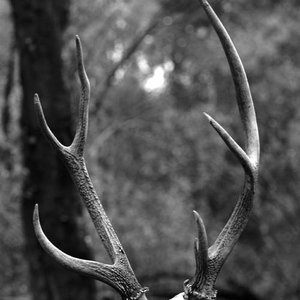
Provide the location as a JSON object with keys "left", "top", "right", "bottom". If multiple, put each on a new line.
{"left": 0, "top": 1, "right": 299, "bottom": 300}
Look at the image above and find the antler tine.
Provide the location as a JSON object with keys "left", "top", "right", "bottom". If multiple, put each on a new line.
{"left": 70, "top": 35, "right": 90, "bottom": 157}
{"left": 189, "top": 211, "right": 208, "bottom": 288}
{"left": 183, "top": 1, "right": 260, "bottom": 299}
{"left": 33, "top": 204, "right": 133, "bottom": 296}
{"left": 200, "top": 0, "right": 260, "bottom": 263}
{"left": 200, "top": 0, "right": 259, "bottom": 165}
{"left": 34, "top": 94, "right": 64, "bottom": 151}
{"left": 203, "top": 112, "right": 253, "bottom": 174}
{"left": 33, "top": 36, "right": 147, "bottom": 300}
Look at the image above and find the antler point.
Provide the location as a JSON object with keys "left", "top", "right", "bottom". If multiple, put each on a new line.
{"left": 33, "top": 204, "right": 39, "bottom": 220}
{"left": 192, "top": 210, "right": 200, "bottom": 221}
{"left": 34, "top": 93, "right": 40, "bottom": 104}
{"left": 75, "top": 35, "right": 81, "bottom": 48}
{"left": 203, "top": 112, "right": 213, "bottom": 123}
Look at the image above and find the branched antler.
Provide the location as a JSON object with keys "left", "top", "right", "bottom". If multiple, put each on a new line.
{"left": 33, "top": 1, "right": 259, "bottom": 299}
{"left": 33, "top": 36, "right": 148, "bottom": 300}
{"left": 182, "top": 1, "right": 260, "bottom": 299}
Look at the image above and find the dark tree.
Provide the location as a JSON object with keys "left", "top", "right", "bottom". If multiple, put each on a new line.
{"left": 9, "top": 1, "right": 97, "bottom": 299}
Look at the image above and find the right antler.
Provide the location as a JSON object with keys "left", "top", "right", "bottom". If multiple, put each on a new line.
{"left": 182, "top": 1, "right": 260, "bottom": 299}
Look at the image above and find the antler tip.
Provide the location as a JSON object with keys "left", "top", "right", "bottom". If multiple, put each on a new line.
{"left": 34, "top": 93, "right": 41, "bottom": 106}
{"left": 192, "top": 210, "right": 208, "bottom": 246}
{"left": 192, "top": 209, "right": 199, "bottom": 219}
{"left": 33, "top": 203, "right": 39, "bottom": 218}
{"left": 33, "top": 204, "right": 42, "bottom": 235}
{"left": 75, "top": 35, "right": 81, "bottom": 47}
{"left": 75, "top": 35, "right": 83, "bottom": 62}
{"left": 192, "top": 210, "right": 205, "bottom": 229}
{"left": 33, "top": 94, "right": 44, "bottom": 119}
{"left": 203, "top": 112, "right": 213, "bottom": 123}
{"left": 33, "top": 93, "right": 64, "bottom": 150}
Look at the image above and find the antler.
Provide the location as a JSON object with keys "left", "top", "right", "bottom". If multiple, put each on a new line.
{"left": 183, "top": 1, "right": 260, "bottom": 299}
{"left": 33, "top": 36, "right": 148, "bottom": 300}
{"left": 33, "top": 2, "right": 259, "bottom": 299}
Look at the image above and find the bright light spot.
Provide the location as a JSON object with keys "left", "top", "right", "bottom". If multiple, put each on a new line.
{"left": 137, "top": 56, "right": 150, "bottom": 73}
{"left": 164, "top": 60, "right": 174, "bottom": 72}
{"left": 144, "top": 66, "right": 166, "bottom": 92}
{"left": 115, "top": 68, "right": 125, "bottom": 80}
{"left": 109, "top": 43, "right": 124, "bottom": 62}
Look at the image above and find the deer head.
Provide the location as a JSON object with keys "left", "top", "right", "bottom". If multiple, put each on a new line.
{"left": 33, "top": 1, "right": 260, "bottom": 299}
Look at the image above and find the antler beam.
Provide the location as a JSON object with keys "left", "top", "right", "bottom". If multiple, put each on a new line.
{"left": 183, "top": 1, "right": 260, "bottom": 299}
{"left": 33, "top": 36, "right": 148, "bottom": 300}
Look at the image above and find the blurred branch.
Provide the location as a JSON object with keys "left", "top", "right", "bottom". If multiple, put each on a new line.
{"left": 93, "top": 13, "right": 162, "bottom": 113}
{"left": 2, "top": 37, "right": 16, "bottom": 137}
{"left": 90, "top": 108, "right": 153, "bottom": 150}
{"left": 1, "top": 294, "right": 30, "bottom": 300}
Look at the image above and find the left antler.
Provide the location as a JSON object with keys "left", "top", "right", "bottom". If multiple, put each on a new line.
{"left": 182, "top": 1, "right": 260, "bottom": 299}
{"left": 33, "top": 36, "right": 148, "bottom": 300}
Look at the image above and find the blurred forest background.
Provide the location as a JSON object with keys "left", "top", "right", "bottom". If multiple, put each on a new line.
{"left": 0, "top": 0, "right": 300, "bottom": 300}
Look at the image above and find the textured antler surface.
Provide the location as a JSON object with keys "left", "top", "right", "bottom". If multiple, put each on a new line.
{"left": 33, "top": 36, "right": 148, "bottom": 300}
{"left": 183, "top": 1, "right": 260, "bottom": 299}
{"left": 33, "top": 2, "right": 259, "bottom": 299}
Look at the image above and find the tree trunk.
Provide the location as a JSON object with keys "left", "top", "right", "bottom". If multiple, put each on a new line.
{"left": 9, "top": 1, "right": 97, "bottom": 299}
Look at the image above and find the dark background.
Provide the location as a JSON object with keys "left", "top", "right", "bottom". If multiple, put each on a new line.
{"left": 0, "top": 0, "right": 299, "bottom": 300}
